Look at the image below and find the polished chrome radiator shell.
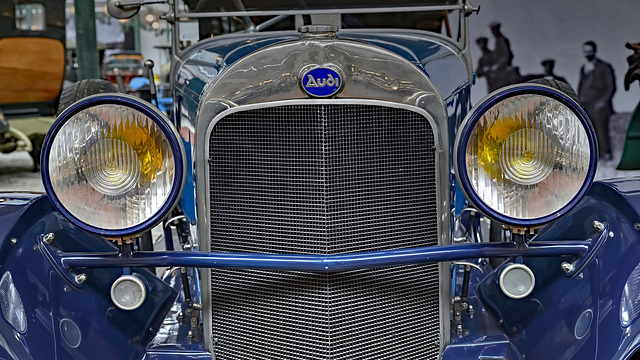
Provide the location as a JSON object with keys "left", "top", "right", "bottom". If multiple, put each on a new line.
{"left": 205, "top": 102, "right": 442, "bottom": 359}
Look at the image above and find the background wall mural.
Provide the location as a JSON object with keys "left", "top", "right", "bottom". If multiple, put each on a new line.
{"left": 469, "top": 0, "right": 640, "bottom": 178}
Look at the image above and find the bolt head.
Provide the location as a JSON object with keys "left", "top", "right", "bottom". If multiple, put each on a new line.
{"left": 43, "top": 233, "right": 55, "bottom": 244}
{"left": 75, "top": 273, "right": 87, "bottom": 284}
{"left": 10, "top": 238, "right": 17, "bottom": 245}
{"left": 592, "top": 221, "right": 604, "bottom": 231}
{"left": 561, "top": 262, "right": 574, "bottom": 273}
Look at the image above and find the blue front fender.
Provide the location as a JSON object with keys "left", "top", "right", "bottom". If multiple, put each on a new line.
{"left": 0, "top": 192, "right": 177, "bottom": 360}
{"left": 470, "top": 178, "right": 640, "bottom": 360}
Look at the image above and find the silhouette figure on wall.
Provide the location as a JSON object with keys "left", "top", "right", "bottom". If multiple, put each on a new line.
{"left": 475, "top": 23, "right": 522, "bottom": 93}
{"left": 524, "top": 59, "right": 568, "bottom": 83}
{"left": 475, "top": 37, "right": 497, "bottom": 93}
{"left": 488, "top": 22, "right": 522, "bottom": 90}
{"left": 578, "top": 41, "right": 616, "bottom": 161}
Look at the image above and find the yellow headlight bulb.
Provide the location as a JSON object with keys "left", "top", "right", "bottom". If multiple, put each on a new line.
{"left": 84, "top": 138, "right": 141, "bottom": 195}
{"left": 474, "top": 108, "right": 528, "bottom": 182}
{"left": 81, "top": 107, "right": 169, "bottom": 196}
{"left": 499, "top": 128, "right": 554, "bottom": 185}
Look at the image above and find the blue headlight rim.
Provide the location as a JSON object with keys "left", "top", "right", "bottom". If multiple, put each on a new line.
{"left": 41, "top": 93, "right": 185, "bottom": 237}
{"left": 455, "top": 84, "right": 598, "bottom": 227}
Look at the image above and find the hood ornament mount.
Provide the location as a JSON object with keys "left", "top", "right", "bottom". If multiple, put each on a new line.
{"left": 299, "top": 25, "right": 338, "bottom": 38}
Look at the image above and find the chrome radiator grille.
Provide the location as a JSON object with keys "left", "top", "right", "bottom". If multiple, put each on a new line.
{"left": 208, "top": 104, "right": 440, "bottom": 359}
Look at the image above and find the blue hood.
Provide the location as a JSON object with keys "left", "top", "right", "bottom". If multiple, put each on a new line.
{"left": 174, "top": 29, "right": 470, "bottom": 107}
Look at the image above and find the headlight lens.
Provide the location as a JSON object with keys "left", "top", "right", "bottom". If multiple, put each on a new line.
{"left": 620, "top": 262, "right": 640, "bottom": 327}
{"left": 42, "top": 94, "right": 185, "bottom": 236}
{"left": 455, "top": 85, "right": 597, "bottom": 226}
{"left": 0, "top": 272, "right": 27, "bottom": 333}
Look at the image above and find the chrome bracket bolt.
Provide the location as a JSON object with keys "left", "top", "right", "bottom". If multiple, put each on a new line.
{"left": 75, "top": 273, "right": 87, "bottom": 284}
{"left": 10, "top": 238, "right": 17, "bottom": 245}
{"left": 634, "top": 223, "right": 640, "bottom": 231}
{"left": 43, "top": 233, "right": 55, "bottom": 244}
{"left": 561, "top": 262, "right": 574, "bottom": 273}
{"left": 592, "top": 221, "right": 605, "bottom": 232}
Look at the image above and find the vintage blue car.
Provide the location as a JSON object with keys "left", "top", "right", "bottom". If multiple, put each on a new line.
{"left": 1, "top": 0, "right": 639, "bottom": 359}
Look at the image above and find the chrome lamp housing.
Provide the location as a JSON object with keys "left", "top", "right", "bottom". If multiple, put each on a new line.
{"left": 454, "top": 84, "right": 598, "bottom": 227}
{"left": 41, "top": 93, "right": 186, "bottom": 237}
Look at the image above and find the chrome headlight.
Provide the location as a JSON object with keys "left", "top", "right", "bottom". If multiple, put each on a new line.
{"left": 42, "top": 94, "right": 185, "bottom": 236}
{"left": 454, "top": 84, "right": 597, "bottom": 227}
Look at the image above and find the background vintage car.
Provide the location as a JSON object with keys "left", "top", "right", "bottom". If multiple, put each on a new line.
{"left": 0, "top": 1, "right": 66, "bottom": 172}
{"left": 2, "top": 1, "right": 640, "bottom": 360}
{"left": 102, "top": 50, "right": 145, "bottom": 88}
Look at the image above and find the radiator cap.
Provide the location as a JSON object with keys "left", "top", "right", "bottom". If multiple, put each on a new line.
{"left": 299, "top": 25, "right": 338, "bottom": 38}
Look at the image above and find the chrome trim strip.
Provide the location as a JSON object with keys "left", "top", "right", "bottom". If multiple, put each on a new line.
{"left": 176, "top": 5, "right": 464, "bottom": 18}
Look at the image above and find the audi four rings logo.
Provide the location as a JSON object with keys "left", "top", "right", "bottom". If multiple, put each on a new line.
{"left": 300, "top": 67, "right": 343, "bottom": 98}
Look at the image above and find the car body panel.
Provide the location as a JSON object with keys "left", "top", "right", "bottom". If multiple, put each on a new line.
{"left": 8, "top": 1, "right": 640, "bottom": 359}
{"left": 0, "top": 193, "right": 177, "bottom": 360}
{"left": 6, "top": 174, "right": 640, "bottom": 359}
{"left": 474, "top": 180, "right": 640, "bottom": 359}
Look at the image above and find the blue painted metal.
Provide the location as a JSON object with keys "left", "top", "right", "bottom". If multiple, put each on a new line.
{"left": 173, "top": 31, "right": 467, "bottom": 109}
{"left": 563, "top": 221, "right": 609, "bottom": 278}
{"left": 146, "top": 267, "right": 209, "bottom": 359}
{"left": 145, "top": 349, "right": 213, "bottom": 360}
{"left": 0, "top": 194, "right": 178, "bottom": 359}
{"left": 443, "top": 335, "right": 523, "bottom": 360}
{"left": 5, "top": 178, "right": 640, "bottom": 360}
{"left": 454, "top": 84, "right": 599, "bottom": 227}
{"left": 8, "top": 10, "right": 640, "bottom": 360}
{"left": 473, "top": 180, "right": 640, "bottom": 360}
{"left": 40, "top": 93, "right": 186, "bottom": 237}
{"left": 55, "top": 241, "right": 589, "bottom": 272}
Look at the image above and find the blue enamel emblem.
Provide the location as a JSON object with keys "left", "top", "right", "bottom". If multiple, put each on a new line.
{"left": 301, "top": 67, "right": 343, "bottom": 97}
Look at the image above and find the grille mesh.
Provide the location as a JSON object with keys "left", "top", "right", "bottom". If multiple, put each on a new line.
{"left": 209, "top": 104, "right": 440, "bottom": 359}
